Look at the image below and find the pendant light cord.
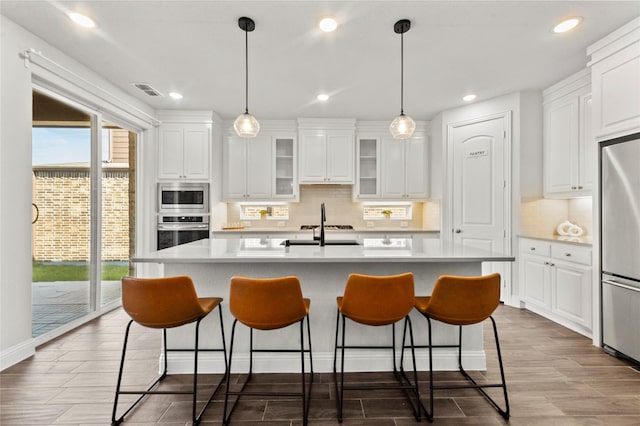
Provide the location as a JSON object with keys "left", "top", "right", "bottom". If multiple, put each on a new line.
{"left": 400, "top": 31, "right": 404, "bottom": 115}
{"left": 244, "top": 28, "right": 249, "bottom": 114}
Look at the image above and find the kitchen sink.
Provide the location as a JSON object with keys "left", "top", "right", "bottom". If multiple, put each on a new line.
{"left": 281, "top": 239, "right": 360, "bottom": 246}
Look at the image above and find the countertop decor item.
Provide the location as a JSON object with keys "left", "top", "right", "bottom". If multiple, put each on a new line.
{"left": 556, "top": 221, "right": 585, "bottom": 237}
{"left": 557, "top": 220, "right": 574, "bottom": 236}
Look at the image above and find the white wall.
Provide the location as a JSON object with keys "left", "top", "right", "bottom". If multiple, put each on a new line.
{"left": 0, "top": 16, "right": 156, "bottom": 369}
{"left": 0, "top": 16, "right": 35, "bottom": 368}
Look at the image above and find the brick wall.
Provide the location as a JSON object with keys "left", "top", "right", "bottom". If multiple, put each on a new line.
{"left": 32, "top": 168, "right": 130, "bottom": 262}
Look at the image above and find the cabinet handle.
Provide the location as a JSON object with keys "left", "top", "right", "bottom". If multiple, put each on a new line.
{"left": 578, "top": 186, "right": 583, "bottom": 189}
{"left": 544, "top": 261, "right": 550, "bottom": 265}
{"left": 571, "top": 186, "right": 577, "bottom": 190}
{"left": 455, "top": 229, "right": 462, "bottom": 234}
{"left": 565, "top": 253, "right": 572, "bottom": 257}
{"left": 550, "top": 263, "right": 555, "bottom": 267}
{"left": 530, "top": 247, "right": 536, "bottom": 251}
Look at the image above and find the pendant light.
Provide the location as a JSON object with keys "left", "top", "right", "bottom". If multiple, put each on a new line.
{"left": 234, "top": 17, "right": 260, "bottom": 138}
{"left": 389, "top": 19, "right": 416, "bottom": 140}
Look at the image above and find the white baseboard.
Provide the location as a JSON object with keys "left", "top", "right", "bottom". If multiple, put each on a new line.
{"left": 163, "top": 349, "right": 487, "bottom": 374}
{"left": 1, "top": 338, "right": 36, "bottom": 371}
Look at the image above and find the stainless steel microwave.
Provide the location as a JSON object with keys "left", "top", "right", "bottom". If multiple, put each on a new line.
{"left": 158, "top": 182, "right": 209, "bottom": 214}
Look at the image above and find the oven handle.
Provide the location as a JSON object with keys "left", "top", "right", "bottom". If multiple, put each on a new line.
{"left": 157, "top": 224, "right": 210, "bottom": 231}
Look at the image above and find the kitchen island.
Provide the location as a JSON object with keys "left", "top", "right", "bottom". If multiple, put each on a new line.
{"left": 133, "top": 237, "right": 514, "bottom": 374}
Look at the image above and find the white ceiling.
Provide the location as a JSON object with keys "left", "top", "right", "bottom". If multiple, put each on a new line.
{"left": 2, "top": 1, "right": 639, "bottom": 121}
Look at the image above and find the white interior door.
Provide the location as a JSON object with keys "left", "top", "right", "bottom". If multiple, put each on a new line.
{"left": 450, "top": 114, "right": 510, "bottom": 301}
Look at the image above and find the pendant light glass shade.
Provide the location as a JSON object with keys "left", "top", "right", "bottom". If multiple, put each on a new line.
{"left": 390, "top": 19, "right": 415, "bottom": 140}
{"left": 389, "top": 113, "right": 416, "bottom": 139}
{"left": 234, "top": 113, "right": 260, "bottom": 138}
{"left": 235, "top": 17, "right": 259, "bottom": 138}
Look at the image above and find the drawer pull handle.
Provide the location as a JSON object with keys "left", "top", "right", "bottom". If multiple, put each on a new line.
{"left": 530, "top": 247, "right": 536, "bottom": 251}
{"left": 565, "top": 253, "right": 571, "bottom": 257}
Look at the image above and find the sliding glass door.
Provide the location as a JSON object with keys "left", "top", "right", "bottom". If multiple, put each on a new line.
{"left": 31, "top": 89, "right": 135, "bottom": 338}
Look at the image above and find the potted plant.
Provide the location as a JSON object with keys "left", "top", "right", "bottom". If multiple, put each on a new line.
{"left": 381, "top": 209, "right": 392, "bottom": 219}
{"left": 259, "top": 209, "right": 269, "bottom": 219}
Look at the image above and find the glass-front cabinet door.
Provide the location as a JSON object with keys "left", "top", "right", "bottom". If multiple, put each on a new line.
{"left": 273, "top": 136, "right": 298, "bottom": 200}
{"left": 356, "top": 137, "right": 380, "bottom": 199}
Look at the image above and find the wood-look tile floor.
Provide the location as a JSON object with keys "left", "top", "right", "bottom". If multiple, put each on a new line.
{"left": 2, "top": 305, "right": 640, "bottom": 425}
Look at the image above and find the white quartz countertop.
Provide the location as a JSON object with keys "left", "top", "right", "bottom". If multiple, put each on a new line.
{"left": 519, "top": 234, "right": 593, "bottom": 246}
{"left": 133, "top": 237, "right": 514, "bottom": 264}
{"left": 211, "top": 228, "right": 439, "bottom": 234}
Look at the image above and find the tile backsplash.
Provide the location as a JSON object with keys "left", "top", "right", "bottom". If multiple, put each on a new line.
{"left": 227, "top": 185, "right": 439, "bottom": 230}
{"left": 521, "top": 197, "right": 593, "bottom": 237}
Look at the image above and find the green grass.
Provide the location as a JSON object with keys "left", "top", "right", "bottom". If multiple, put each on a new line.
{"left": 32, "top": 262, "right": 129, "bottom": 282}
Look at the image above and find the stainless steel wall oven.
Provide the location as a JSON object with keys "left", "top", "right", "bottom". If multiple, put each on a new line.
{"left": 157, "top": 215, "right": 210, "bottom": 250}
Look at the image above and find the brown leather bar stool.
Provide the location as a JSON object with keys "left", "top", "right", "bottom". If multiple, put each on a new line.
{"left": 111, "top": 276, "right": 227, "bottom": 426}
{"left": 413, "top": 273, "right": 510, "bottom": 421}
{"left": 223, "top": 275, "right": 313, "bottom": 426}
{"left": 333, "top": 272, "right": 422, "bottom": 422}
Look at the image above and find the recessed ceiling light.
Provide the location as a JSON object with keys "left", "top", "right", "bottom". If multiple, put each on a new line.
{"left": 462, "top": 94, "right": 477, "bottom": 102}
{"left": 553, "top": 17, "right": 582, "bottom": 33}
{"left": 319, "top": 18, "right": 338, "bottom": 33}
{"left": 317, "top": 93, "right": 330, "bottom": 101}
{"left": 168, "top": 92, "right": 183, "bottom": 100}
{"left": 68, "top": 12, "right": 96, "bottom": 28}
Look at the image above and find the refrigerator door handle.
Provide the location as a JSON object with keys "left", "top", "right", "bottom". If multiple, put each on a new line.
{"left": 602, "top": 279, "right": 640, "bottom": 293}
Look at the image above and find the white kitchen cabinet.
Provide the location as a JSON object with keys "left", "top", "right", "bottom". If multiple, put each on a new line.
{"left": 158, "top": 123, "right": 210, "bottom": 180}
{"left": 519, "top": 237, "right": 592, "bottom": 337}
{"left": 381, "top": 135, "right": 428, "bottom": 199}
{"left": 224, "top": 134, "right": 298, "bottom": 201}
{"left": 543, "top": 69, "right": 593, "bottom": 197}
{"left": 299, "top": 131, "right": 354, "bottom": 184}
{"left": 273, "top": 136, "right": 298, "bottom": 199}
{"left": 355, "top": 137, "right": 380, "bottom": 199}
{"left": 587, "top": 17, "right": 640, "bottom": 141}
{"left": 223, "top": 135, "right": 272, "bottom": 200}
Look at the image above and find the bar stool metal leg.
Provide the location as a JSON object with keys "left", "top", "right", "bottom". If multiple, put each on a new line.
{"left": 112, "top": 310, "right": 226, "bottom": 426}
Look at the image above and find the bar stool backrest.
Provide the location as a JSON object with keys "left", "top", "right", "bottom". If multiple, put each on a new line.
{"left": 122, "top": 276, "right": 207, "bottom": 329}
{"left": 341, "top": 273, "right": 415, "bottom": 326}
{"left": 230, "top": 276, "right": 307, "bottom": 330}
{"left": 426, "top": 273, "right": 501, "bottom": 325}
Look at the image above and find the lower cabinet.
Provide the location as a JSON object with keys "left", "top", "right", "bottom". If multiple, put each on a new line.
{"left": 519, "top": 238, "right": 592, "bottom": 337}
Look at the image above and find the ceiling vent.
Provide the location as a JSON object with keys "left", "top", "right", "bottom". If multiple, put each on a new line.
{"left": 131, "top": 82, "right": 163, "bottom": 97}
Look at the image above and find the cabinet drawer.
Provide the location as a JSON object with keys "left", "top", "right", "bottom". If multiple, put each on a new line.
{"left": 551, "top": 244, "right": 592, "bottom": 265}
{"left": 520, "top": 239, "right": 551, "bottom": 257}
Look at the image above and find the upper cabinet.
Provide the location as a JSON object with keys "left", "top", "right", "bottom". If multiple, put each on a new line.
{"left": 355, "top": 136, "right": 380, "bottom": 199}
{"left": 298, "top": 119, "right": 355, "bottom": 184}
{"left": 543, "top": 69, "right": 594, "bottom": 198}
{"left": 588, "top": 17, "right": 640, "bottom": 141}
{"left": 353, "top": 122, "right": 429, "bottom": 200}
{"left": 224, "top": 135, "right": 273, "bottom": 200}
{"left": 223, "top": 121, "right": 299, "bottom": 201}
{"left": 381, "top": 134, "right": 429, "bottom": 199}
{"left": 273, "top": 136, "right": 298, "bottom": 199}
{"left": 158, "top": 117, "right": 211, "bottom": 181}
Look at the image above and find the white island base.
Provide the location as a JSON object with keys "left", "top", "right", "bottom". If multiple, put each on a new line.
{"left": 133, "top": 238, "right": 514, "bottom": 375}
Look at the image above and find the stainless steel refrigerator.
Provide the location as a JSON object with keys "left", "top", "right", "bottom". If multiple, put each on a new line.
{"left": 601, "top": 133, "right": 640, "bottom": 364}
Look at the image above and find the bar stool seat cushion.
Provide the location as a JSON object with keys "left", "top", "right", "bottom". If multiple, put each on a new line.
{"left": 337, "top": 273, "right": 414, "bottom": 326}
{"left": 122, "top": 275, "right": 222, "bottom": 328}
{"left": 415, "top": 274, "right": 500, "bottom": 325}
{"left": 229, "top": 275, "right": 310, "bottom": 330}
